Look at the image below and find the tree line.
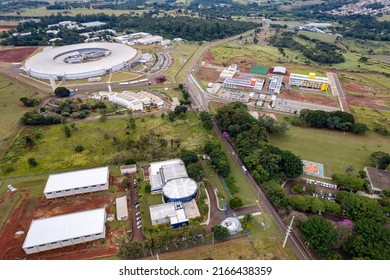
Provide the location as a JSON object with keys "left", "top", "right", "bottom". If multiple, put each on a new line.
{"left": 269, "top": 31, "right": 345, "bottom": 64}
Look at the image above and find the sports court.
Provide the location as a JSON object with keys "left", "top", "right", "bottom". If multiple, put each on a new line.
{"left": 249, "top": 65, "right": 269, "bottom": 75}
{"left": 302, "top": 160, "right": 324, "bottom": 178}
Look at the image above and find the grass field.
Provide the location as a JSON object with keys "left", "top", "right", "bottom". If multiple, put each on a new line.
{"left": 201, "top": 160, "right": 230, "bottom": 208}
{"left": 0, "top": 112, "right": 216, "bottom": 177}
{"left": 378, "top": 14, "right": 390, "bottom": 21}
{"left": 269, "top": 125, "right": 390, "bottom": 177}
{"left": 350, "top": 106, "right": 390, "bottom": 130}
{"left": 0, "top": 75, "right": 42, "bottom": 156}
{"left": 297, "top": 31, "right": 336, "bottom": 44}
{"left": 163, "top": 43, "right": 199, "bottom": 83}
{"left": 149, "top": 213, "right": 297, "bottom": 260}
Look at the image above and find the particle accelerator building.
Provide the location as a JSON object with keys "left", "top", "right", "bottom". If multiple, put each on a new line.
{"left": 22, "top": 208, "right": 107, "bottom": 254}
{"left": 22, "top": 42, "right": 139, "bottom": 80}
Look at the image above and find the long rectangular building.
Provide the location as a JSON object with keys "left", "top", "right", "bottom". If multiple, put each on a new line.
{"left": 289, "top": 73, "right": 329, "bottom": 91}
{"left": 223, "top": 78, "right": 264, "bottom": 92}
{"left": 22, "top": 208, "right": 107, "bottom": 254}
{"left": 44, "top": 166, "right": 109, "bottom": 199}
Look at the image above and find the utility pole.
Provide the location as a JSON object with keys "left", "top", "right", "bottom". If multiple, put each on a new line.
{"left": 282, "top": 216, "right": 295, "bottom": 248}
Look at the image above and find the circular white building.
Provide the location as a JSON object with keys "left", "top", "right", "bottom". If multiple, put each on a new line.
{"left": 23, "top": 42, "right": 138, "bottom": 80}
{"left": 162, "top": 178, "right": 198, "bottom": 203}
{"left": 220, "top": 217, "right": 242, "bottom": 235}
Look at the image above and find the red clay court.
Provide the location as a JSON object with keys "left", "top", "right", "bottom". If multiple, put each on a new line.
{"left": 0, "top": 47, "right": 39, "bottom": 62}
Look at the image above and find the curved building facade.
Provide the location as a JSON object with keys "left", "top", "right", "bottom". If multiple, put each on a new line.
{"left": 162, "top": 178, "right": 198, "bottom": 203}
{"left": 23, "top": 42, "right": 139, "bottom": 80}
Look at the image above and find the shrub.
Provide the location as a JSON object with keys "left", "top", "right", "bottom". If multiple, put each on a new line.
{"left": 75, "top": 145, "right": 84, "bottom": 152}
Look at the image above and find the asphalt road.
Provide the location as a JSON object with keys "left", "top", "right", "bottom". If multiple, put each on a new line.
{"left": 327, "top": 72, "right": 349, "bottom": 113}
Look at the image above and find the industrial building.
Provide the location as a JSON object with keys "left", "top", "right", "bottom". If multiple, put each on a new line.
{"left": 223, "top": 78, "right": 265, "bottom": 92}
{"left": 268, "top": 76, "right": 283, "bottom": 94}
{"left": 92, "top": 90, "right": 164, "bottom": 111}
{"left": 219, "top": 64, "right": 238, "bottom": 79}
{"left": 23, "top": 43, "right": 139, "bottom": 80}
{"left": 22, "top": 208, "right": 107, "bottom": 254}
{"left": 116, "top": 196, "right": 129, "bottom": 221}
{"left": 135, "top": 35, "right": 163, "bottom": 45}
{"left": 149, "top": 159, "right": 188, "bottom": 193}
{"left": 149, "top": 200, "right": 200, "bottom": 227}
{"left": 43, "top": 166, "right": 109, "bottom": 199}
{"left": 162, "top": 177, "right": 198, "bottom": 202}
{"left": 289, "top": 73, "right": 329, "bottom": 91}
{"left": 364, "top": 167, "right": 390, "bottom": 195}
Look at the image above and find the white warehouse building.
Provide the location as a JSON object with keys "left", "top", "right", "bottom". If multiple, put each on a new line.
{"left": 44, "top": 166, "right": 109, "bottom": 199}
{"left": 23, "top": 208, "right": 107, "bottom": 255}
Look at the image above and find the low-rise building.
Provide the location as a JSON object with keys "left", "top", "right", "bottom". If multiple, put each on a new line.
{"left": 364, "top": 166, "right": 390, "bottom": 195}
{"left": 289, "top": 73, "right": 329, "bottom": 91}
{"left": 116, "top": 196, "right": 129, "bottom": 221}
{"left": 223, "top": 78, "right": 264, "bottom": 91}
{"left": 120, "top": 164, "right": 137, "bottom": 175}
{"left": 23, "top": 208, "right": 107, "bottom": 254}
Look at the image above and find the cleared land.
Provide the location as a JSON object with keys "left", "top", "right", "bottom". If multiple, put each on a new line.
{"left": 0, "top": 47, "right": 39, "bottom": 62}
{"left": 269, "top": 125, "right": 390, "bottom": 177}
{"left": 350, "top": 106, "right": 390, "bottom": 130}
{"left": 0, "top": 112, "right": 216, "bottom": 177}
{"left": 0, "top": 76, "right": 42, "bottom": 156}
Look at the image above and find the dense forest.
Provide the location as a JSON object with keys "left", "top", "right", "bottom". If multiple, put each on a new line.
{"left": 269, "top": 31, "right": 346, "bottom": 64}
{"left": 0, "top": 12, "right": 258, "bottom": 46}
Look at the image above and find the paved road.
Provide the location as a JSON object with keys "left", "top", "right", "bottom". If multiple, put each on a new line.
{"left": 213, "top": 124, "right": 314, "bottom": 260}
{"left": 327, "top": 72, "right": 349, "bottom": 112}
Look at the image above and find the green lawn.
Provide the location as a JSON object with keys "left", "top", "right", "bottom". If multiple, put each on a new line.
{"left": 0, "top": 174, "right": 48, "bottom": 198}
{"left": 201, "top": 160, "right": 230, "bottom": 208}
{"left": 0, "top": 76, "right": 41, "bottom": 155}
{"left": 221, "top": 144, "right": 258, "bottom": 205}
{"left": 248, "top": 214, "right": 298, "bottom": 259}
{"left": 0, "top": 112, "right": 216, "bottom": 177}
{"left": 350, "top": 106, "right": 390, "bottom": 130}
{"left": 140, "top": 189, "right": 164, "bottom": 229}
{"left": 297, "top": 31, "right": 336, "bottom": 44}
{"left": 269, "top": 125, "right": 390, "bottom": 177}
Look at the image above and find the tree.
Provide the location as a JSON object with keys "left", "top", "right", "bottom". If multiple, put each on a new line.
{"left": 144, "top": 183, "right": 151, "bottom": 193}
{"left": 252, "top": 165, "right": 269, "bottom": 183}
{"left": 332, "top": 174, "right": 365, "bottom": 192}
{"left": 211, "top": 225, "right": 230, "bottom": 240}
{"left": 242, "top": 213, "right": 254, "bottom": 229}
{"left": 369, "top": 151, "right": 390, "bottom": 170}
{"left": 200, "top": 111, "right": 213, "bottom": 128}
{"left": 178, "top": 84, "right": 184, "bottom": 90}
{"left": 187, "top": 163, "right": 204, "bottom": 181}
{"left": 128, "top": 117, "right": 136, "bottom": 130}
{"left": 118, "top": 240, "right": 145, "bottom": 259}
{"left": 229, "top": 196, "right": 243, "bottom": 209}
{"left": 75, "top": 145, "right": 84, "bottom": 152}
{"left": 122, "top": 178, "right": 130, "bottom": 188}
{"left": 289, "top": 195, "right": 311, "bottom": 212}
{"left": 280, "top": 150, "right": 303, "bottom": 178}
{"left": 336, "top": 192, "right": 386, "bottom": 224}
{"left": 54, "top": 87, "right": 71, "bottom": 98}
{"left": 352, "top": 123, "right": 368, "bottom": 135}
{"left": 300, "top": 217, "right": 338, "bottom": 256}
{"left": 180, "top": 150, "right": 198, "bottom": 166}
{"left": 311, "top": 198, "right": 325, "bottom": 214}
{"left": 28, "top": 157, "right": 38, "bottom": 167}
{"left": 174, "top": 105, "right": 187, "bottom": 114}
{"left": 344, "top": 219, "right": 390, "bottom": 260}
{"left": 64, "top": 126, "right": 71, "bottom": 138}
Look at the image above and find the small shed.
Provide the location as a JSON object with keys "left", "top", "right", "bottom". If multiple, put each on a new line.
{"left": 120, "top": 164, "right": 136, "bottom": 175}
{"left": 116, "top": 196, "right": 128, "bottom": 221}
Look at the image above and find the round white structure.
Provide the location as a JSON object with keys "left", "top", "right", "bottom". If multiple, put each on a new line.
{"left": 162, "top": 178, "right": 198, "bottom": 202}
{"left": 24, "top": 42, "right": 138, "bottom": 80}
{"left": 220, "top": 217, "right": 242, "bottom": 235}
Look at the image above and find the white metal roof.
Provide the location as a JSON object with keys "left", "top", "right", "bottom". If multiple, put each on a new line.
{"left": 24, "top": 43, "right": 137, "bottom": 78}
{"left": 150, "top": 203, "right": 188, "bottom": 226}
{"left": 116, "top": 196, "right": 128, "bottom": 220}
{"left": 163, "top": 178, "right": 198, "bottom": 200}
{"left": 23, "top": 208, "right": 106, "bottom": 248}
{"left": 273, "top": 66, "right": 286, "bottom": 74}
{"left": 44, "top": 166, "right": 109, "bottom": 193}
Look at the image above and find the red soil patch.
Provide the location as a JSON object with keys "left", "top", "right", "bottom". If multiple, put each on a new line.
{"left": 0, "top": 191, "right": 119, "bottom": 260}
{"left": 196, "top": 66, "right": 221, "bottom": 82}
{"left": 0, "top": 25, "right": 16, "bottom": 32}
{"left": 346, "top": 95, "right": 390, "bottom": 108}
{"left": 203, "top": 51, "right": 214, "bottom": 63}
{"left": 0, "top": 47, "right": 39, "bottom": 62}
{"left": 279, "top": 91, "right": 339, "bottom": 107}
